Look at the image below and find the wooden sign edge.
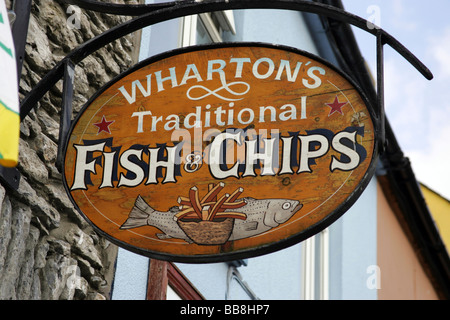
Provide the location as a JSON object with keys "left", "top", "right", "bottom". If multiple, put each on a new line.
{"left": 61, "top": 42, "right": 380, "bottom": 263}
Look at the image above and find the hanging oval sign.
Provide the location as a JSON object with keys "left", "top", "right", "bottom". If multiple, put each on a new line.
{"left": 63, "top": 43, "right": 378, "bottom": 262}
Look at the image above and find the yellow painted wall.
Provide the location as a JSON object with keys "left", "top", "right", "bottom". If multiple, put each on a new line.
{"left": 420, "top": 184, "right": 450, "bottom": 254}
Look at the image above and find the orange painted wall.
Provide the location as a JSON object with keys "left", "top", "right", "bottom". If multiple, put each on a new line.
{"left": 376, "top": 182, "right": 438, "bottom": 300}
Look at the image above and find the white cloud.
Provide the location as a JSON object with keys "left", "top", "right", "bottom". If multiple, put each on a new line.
{"left": 344, "top": 0, "right": 450, "bottom": 199}
{"left": 428, "top": 27, "right": 450, "bottom": 79}
{"left": 417, "top": 29, "right": 450, "bottom": 199}
{"left": 383, "top": 53, "right": 450, "bottom": 200}
{"left": 390, "top": 0, "right": 418, "bottom": 32}
{"left": 408, "top": 124, "right": 450, "bottom": 200}
{"left": 383, "top": 58, "right": 429, "bottom": 150}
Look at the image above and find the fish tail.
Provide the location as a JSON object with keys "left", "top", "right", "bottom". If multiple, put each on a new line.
{"left": 120, "top": 195, "right": 154, "bottom": 229}
{"left": 134, "top": 195, "right": 156, "bottom": 214}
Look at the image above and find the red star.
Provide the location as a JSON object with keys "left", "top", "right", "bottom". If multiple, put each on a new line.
{"left": 93, "top": 116, "right": 114, "bottom": 134}
{"left": 325, "top": 96, "right": 348, "bottom": 116}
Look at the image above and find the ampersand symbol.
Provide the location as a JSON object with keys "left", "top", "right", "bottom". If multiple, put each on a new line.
{"left": 184, "top": 152, "right": 203, "bottom": 173}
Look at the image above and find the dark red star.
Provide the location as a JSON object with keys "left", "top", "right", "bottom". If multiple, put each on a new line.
{"left": 325, "top": 96, "right": 348, "bottom": 116}
{"left": 93, "top": 115, "right": 114, "bottom": 134}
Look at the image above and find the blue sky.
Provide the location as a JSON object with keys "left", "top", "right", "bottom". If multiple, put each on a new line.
{"left": 343, "top": 0, "right": 450, "bottom": 200}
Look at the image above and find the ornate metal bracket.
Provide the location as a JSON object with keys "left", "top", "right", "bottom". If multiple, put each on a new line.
{"left": 8, "top": 0, "right": 433, "bottom": 190}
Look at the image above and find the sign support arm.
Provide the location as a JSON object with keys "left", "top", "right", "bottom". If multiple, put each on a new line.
{"left": 56, "top": 59, "right": 75, "bottom": 173}
{"left": 376, "top": 31, "right": 386, "bottom": 154}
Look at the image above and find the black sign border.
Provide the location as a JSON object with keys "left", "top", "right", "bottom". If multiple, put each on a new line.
{"left": 62, "top": 42, "right": 379, "bottom": 263}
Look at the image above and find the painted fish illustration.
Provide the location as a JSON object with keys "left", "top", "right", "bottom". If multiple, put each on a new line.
{"left": 228, "top": 197, "right": 302, "bottom": 241}
{"left": 120, "top": 195, "right": 302, "bottom": 243}
{"left": 120, "top": 195, "right": 192, "bottom": 243}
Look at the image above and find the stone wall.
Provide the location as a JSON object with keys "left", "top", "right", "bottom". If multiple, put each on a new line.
{"left": 0, "top": 0, "right": 142, "bottom": 300}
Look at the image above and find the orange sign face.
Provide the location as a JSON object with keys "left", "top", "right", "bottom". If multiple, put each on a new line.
{"left": 63, "top": 44, "right": 377, "bottom": 262}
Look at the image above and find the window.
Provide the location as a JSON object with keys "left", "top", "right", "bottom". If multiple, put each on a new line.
{"left": 180, "top": 11, "right": 236, "bottom": 46}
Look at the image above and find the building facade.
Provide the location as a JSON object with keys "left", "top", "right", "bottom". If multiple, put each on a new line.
{"left": 110, "top": 0, "right": 449, "bottom": 300}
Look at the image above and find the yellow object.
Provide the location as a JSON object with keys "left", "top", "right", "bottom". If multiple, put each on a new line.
{"left": 421, "top": 184, "right": 450, "bottom": 255}
{"left": 0, "top": 101, "right": 19, "bottom": 167}
{"left": 0, "top": 2, "right": 19, "bottom": 167}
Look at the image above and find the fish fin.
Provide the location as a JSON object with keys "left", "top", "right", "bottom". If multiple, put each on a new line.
{"left": 244, "top": 221, "right": 258, "bottom": 231}
{"left": 134, "top": 195, "right": 156, "bottom": 214}
{"left": 157, "top": 233, "right": 193, "bottom": 244}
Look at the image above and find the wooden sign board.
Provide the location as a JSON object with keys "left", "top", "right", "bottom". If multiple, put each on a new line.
{"left": 63, "top": 43, "right": 377, "bottom": 262}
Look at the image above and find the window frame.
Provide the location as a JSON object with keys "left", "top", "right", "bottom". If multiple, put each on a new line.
{"left": 167, "top": 263, "right": 204, "bottom": 300}
{"left": 146, "top": 261, "right": 204, "bottom": 300}
{"left": 179, "top": 10, "right": 236, "bottom": 46}
{"left": 301, "top": 229, "right": 330, "bottom": 300}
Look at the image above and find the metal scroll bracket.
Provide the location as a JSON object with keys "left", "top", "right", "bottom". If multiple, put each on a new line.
{"left": 376, "top": 30, "right": 386, "bottom": 154}
{"left": 0, "top": 166, "right": 20, "bottom": 191}
{"left": 56, "top": 60, "right": 75, "bottom": 173}
{"left": 225, "top": 263, "right": 259, "bottom": 300}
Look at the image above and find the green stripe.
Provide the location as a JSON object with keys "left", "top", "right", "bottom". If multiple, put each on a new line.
{"left": 0, "top": 41, "right": 13, "bottom": 57}
{"left": 0, "top": 11, "right": 14, "bottom": 57}
{"left": 0, "top": 98, "right": 19, "bottom": 115}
